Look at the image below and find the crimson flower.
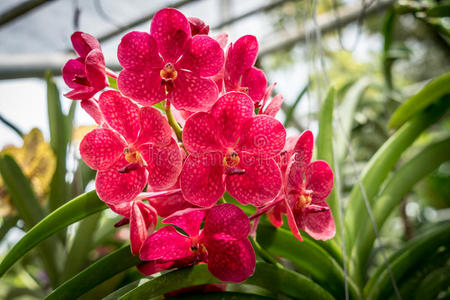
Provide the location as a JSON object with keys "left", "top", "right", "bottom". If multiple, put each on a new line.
{"left": 139, "top": 203, "right": 255, "bottom": 283}
{"left": 117, "top": 8, "right": 224, "bottom": 112}
{"left": 80, "top": 90, "right": 182, "bottom": 206}
{"left": 263, "top": 131, "right": 335, "bottom": 241}
{"left": 180, "top": 92, "right": 286, "bottom": 207}
{"left": 224, "top": 35, "right": 267, "bottom": 103}
{"left": 62, "top": 32, "right": 108, "bottom": 100}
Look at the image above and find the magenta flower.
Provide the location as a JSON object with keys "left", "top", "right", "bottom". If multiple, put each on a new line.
{"left": 79, "top": 90, "right": 182, "bottom": 206}
{"left": 140, "top": 203, "right": 256, "bottom": 282}
{"left": 259, "top": 83, "right": 283, "bottom": 117}
{"left": 180, "top": 92, "right": 286, "bottom": 207}
{"left": 117, "top": 8, "right": 224, "bottom": 112}
{"left": 62, "top": 32, "right": 108, "bottom": 100}
{"left": 148, "top": 183, "right": 197, "bottom": 218}
{"left": 188, "top": 17, "right": 210, "bottom": 36}
{"left": 261, "top": 131, "right": 335, "bottom": 241}
{"left": 224, "top": 35, "right": 267, "bottom": 103}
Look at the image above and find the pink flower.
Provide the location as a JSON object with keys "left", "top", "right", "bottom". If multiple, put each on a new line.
{"left": 260, "top": 131, "right": 335, "bottom": 241}
{"left": 188, "top": 17, "right": 210, "bottom": 36}
{"left": 223, "top": 35, "right": 267, "bottom": 103}
{"left": 148, "top": 183, "right": 197, "bottom": 218}
{"left": 62, "top": 32, "right": 108, "bottom": 100}
{"left": 79, "top": 90, "right": 182, "bottom": 206}
{"left": 117, "top": 8, "right": 224, "bottom": 112}
{"left": 259, "top": 83, "right": 283, "bottom": 117}
{"left": 180, "top": 92, "right": 286, "bottom": 208}
{"left": 139, "top": 203, "right": 256, "bottom": 283}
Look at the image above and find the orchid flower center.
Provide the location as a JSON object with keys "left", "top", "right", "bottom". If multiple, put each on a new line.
{"left": 160, "top": 63, "right": 178, "bottom": 81}
{"left": 238, "top": 86, "right": 249, "bottom": 94}
{"left": 73, "top": 74, "right": 90, "bottom": 86}
{"left": 189, "top": 236, "right": 207, "bottom": 255}
{"left": 223, "top": 150, "right": 240, "bottom": 168}
{"left": 123, "top": 147, "right": 144, "bottom": 165}
{"left": 295, "top": 192, "right": 312, "bottom": 211}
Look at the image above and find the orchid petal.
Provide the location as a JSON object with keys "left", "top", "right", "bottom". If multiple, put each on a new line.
{"left": 163, "top": 208, "right": 206, "bottom": 237}
{"left": 203, "top": 203, "right": 250, "bottom": 240}
{"left": 182, "top": 112, "right": 223, "bottom": 154}
{"left": 118, "top": 31, "right": 162, "bottom": 70}
{"left": 140, "top": 226, "right": 192, "bottom": 261}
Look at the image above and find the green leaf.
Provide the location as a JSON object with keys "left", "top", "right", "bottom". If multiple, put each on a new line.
{"left": 66, "top": 100, "right": 77, "bottom": 143}
{"left": 426, "top": 4, "right": 450, "bottom": 17}
{"left": 414, "top": 266, "right": 450, "bottom": 300}
{"left": 0, "top": 216, "right": 18, "bottom": 242}
{"left": 46, "top": 72, "right": 69, "bottom": 211}
{"left": 364, "top": 222, "right": 450, "bottom": 299}
{"left": 0, "top": 190, "right": 106, "bottom": 278}
{"left": 119, "top": 262, "right": 334, "bottom": 300}
{"left": 167, "top": 292, "right": 275, "bottom": 299}
{"left": 62, "top": 211, "right": 102, "bottom": 281}
{"left": 108, "top": 76, "right": 118, "bottom": 90}
{"left": 0, "top": 113, "right": 23, "bottom": 138}
{"left": 382, "top": 9, "right": 396, "bottom": 90}
{"left": 45, "top": 246, "right": 140, "bottom": 300}
{"left": 0, "top": 154, "right": 60, "bottom": 286}
{"left": 316, "top": 87, "right": 341, "bottom": 242}
{"left": 388, "top": 72, "right": 450, "bottom": 128}
{"left": 257, "top": 224, "right": 360, "bottom": 300}
{"left": 346, "top": 96, "right": 450, "bottom": 247}
{"left": 353, "top": 137, "right": 450, "bottom": 279}
{"left": 284, "top": 83, "right": 308, "bottom": 127}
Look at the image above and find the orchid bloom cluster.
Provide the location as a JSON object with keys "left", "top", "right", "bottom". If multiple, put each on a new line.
{"left": 63, "top": 8, "right": 335, "bottom": 283}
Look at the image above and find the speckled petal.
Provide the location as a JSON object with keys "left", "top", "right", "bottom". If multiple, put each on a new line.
{"left": 205, "top": 238, "right": 255, "bottom": 283}
{"left": 287, "top": 130, "right": 314, "bottom": 191}
{"left": 85, "top": 49, "right": 107, "bottom": 90}
{"left": 163, "top": 208, "right": 206, "bottom": 237}
{"left": 140, "top": 138, "right": 182, "bottom": 189}
{"left": 241, "top": 67, "right": 267, "bottom": 103}
{"left": 136, "top": 106, "right": 172, "bottom": 146}
{"left": 137, "top": 261, "right": 175, "bottom": 276}
{"left": 71, "top": 31, "right": 101, "bottom": 58}
{"left": 150, "top": 8, "right": 191, "bottom": 62}
{"left": 263, "top": 94, "right": 283, "bottom": 117}
{"left": 188, "top": 17, "right": 209, "bottom": 36}
{"left": 266, "top": 200, "right": 285, "bottom": 228}
{"left": 168, "top": 70, "right": 218, "bottom": 112}
{"left": 62, "top": 58, "right": 86, "bottom": 90}
{"left": 180, "top": 152, "right": 225, "bottom": 207}
{"left": 178, "top": 35, "right": 224, "bottom": 77}
{"left": 182, "top": 112, "right": 223, "bottom": 154}
{"left": 286, "top": 199, "right": 303, "bottom": 242}
{"left": 238, "top": 115, "right": 286, "bottom": 159}
{"left": 149, "top": 190, "right": 194, "bottom": 218}
{"left": 203, "top": 203, "right": 250, "bottom": 240}
{"left": 225, "top": 156, "right": 282, "bottom": 207}
{"left": 98, "top": 90, "right": 140, "bottom": 143}
{"left": 211, "top": 92, "right": 254, "bottom": 147}
{"left": 140, "top": 226, "right": 192, "bottom": 261}
{"left": 297, "top": 200, "right": 335, "bottom": 240}
{"left": 305, "top": 160, "right": 334, "bottom": 201}
{"left": 95, "top": 157, "right": 147, "bottom": 204}
{"left": 118, "top": 68, "right": 166, "bottom": 107}
{"left": 118, "top": 31, "right": 162, "bottom": 70}
{"left": 224, "top": 35, "right": 258, "bottom": 88}
{"left": 80, "top": 128, "right": 125, "bottom": 171}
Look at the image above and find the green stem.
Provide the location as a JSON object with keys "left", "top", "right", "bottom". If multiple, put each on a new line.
{"left": 0, "top": 114, "right": 24, "bottom": 137}
{"left": 164, "top": 101, "right": 183, "bottom": 142}
{"left": 250, "top": 236, "right": 283, "bottom": 268}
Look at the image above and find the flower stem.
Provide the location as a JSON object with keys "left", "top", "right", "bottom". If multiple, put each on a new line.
{"left": 249, "top": 236, "right": 283, "bottom": 268}
{"left": 164, "top": 101, "right": 183, "bottom": 142}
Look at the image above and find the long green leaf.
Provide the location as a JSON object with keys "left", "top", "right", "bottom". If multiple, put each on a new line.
{"left": 46, "top": 72, "right": 69, "bottom": 211}
{"left": 0, "top": 216, "right": 18, "bottom": 242}
{"left": 0, "top": 154, "right": 60, "bottom": 286}
{"left": 284, "top": 83, "right": 308, "bottom": 127}
{"left": 120, "top": 262, "right": 334, "bottom": 300}
{"left": 388, "top": 72, "right": 450, "bottom": 128}
{"left": 45, "top": 246, "right": 140, "bottom": 300}
{"left": 167, "top": 292, "right": 275, "bottom": 299}
{"left": 364, "top": 222, "right": 450, "bottom": 299}
{"left": 316, "top": 87, "right": 341, "bottom": 242}
{"left": 382, "top": 9, "right": 396, "bottom": 90}
{"left": 257, "top": 224, "right": 360, "bottom": 300}
{"left": 345, "top": 96, "right": 450, "bottom": 246}
{"left": 353, "top": 137, "right": 450, "bottom": 279}
{"left": 0, "top": 190, "right": 106, "bottom": 277}
{"left": 413, "top": 266, "right": 450, "bottom": 300}
{"left": 426, "top": 4, "right": 450, "bottom": 17}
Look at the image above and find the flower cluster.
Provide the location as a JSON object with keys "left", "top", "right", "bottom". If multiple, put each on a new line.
{"left": 63, "top": 8, "right": 335, "bottom": 283}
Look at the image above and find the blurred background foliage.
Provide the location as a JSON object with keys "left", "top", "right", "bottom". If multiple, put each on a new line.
{"left": 0, "top": 0, "right": 449, "bottom": 299}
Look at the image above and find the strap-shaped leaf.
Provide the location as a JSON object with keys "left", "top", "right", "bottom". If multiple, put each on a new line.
{"left": 364, "top": 222, "right": 450, "bottom": 299}
{"left": 388, "top": 72, "right": 450, "bottom": 128}
{"left": 166, "top": 292, "right": 275, "bottom": 299}
{"left": 354, "top": 137, "right": 450, "bottom": 278}
{"left": 119, "top": 262, "right": 334, "bottom": 300}
{"left": 0, "top": 190, "right": 106, "bottom": 277}
{"left": 45, "top": 246, "right": 140, "bottom": 300}
{"left": 346, "top": 96, "right": 450, "bottom": 245}
{"left": 257, "top": 224, "right": 360, "bottom": 300}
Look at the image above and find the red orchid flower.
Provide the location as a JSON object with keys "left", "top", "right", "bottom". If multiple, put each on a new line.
{"left": 148, "top": 182, "right": 197, "bottom": 218}
{"left": 260, "top": 131, "right": 335, "bottom": 241}
{"left": 62, "top": 32, "right": 108, "bottom": 100}
{"left": 139, "top": 203, "right": 256, "bottom": 283}
{"left": 180, "top": 92, "right": 286, "bottom": 207}
{"left": 79, "top": 90, "right": 182, "bottom": 205}
{"left": 117, "top": 8, "right": 224, "bottom": 112}
{"left": 258, "top": 83, "right": 284, "bottom": 117}
{"left": 223, "top": 35, "right": 267, "bottom": 104}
